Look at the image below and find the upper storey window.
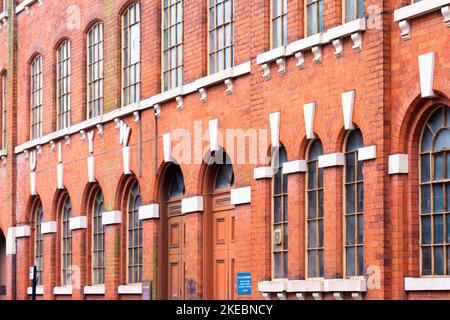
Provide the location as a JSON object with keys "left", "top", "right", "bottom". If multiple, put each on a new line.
{"left": 31, "top": 56, "right": 43, "bottom": 139}
{"left": 163, "top": 0, "right": 184, "bottom": 91}
{"left": 306, "top": 0, "right": 323, "bottom": 36}
{"left": 87, "top": 22, "right": 104, "bottom": 119}
{"left": 271, "top": 0, "right": 287, "bottom": 48}
{"left": 1, "top": 71, "right": 6, "bottom": 149}
{"left": 344, "top": 0, "right": 364, "bottom": 23}
{"left": 122, "top": 2, "right": 141, "bottom": 106}
{"left": 208, "top": 0, "right": 234, "bottom": 74}
{"left": 57, "top": 40, "right": 71, "bottom": 130}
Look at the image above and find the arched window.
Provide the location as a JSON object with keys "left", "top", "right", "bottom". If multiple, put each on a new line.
{"left": 87, "top": 22, "right": 104, "bottom": 118}
{"left": 273, "top": 145, "right": 288, "bottom": 279}
{"left": 92, "top": 189, "right": 105, "bottom": 284}
{"left": 30, "top": 56, "right": 42, "bottom": 139}
{"left": 306, "top": 0, "right": 323, "bottom": 36}
{"left": 271, "top": 0, "right": 287, "bottom": 48}
{"left": 214, "top": 152, "right": 234, "bottom": 190}
{"left": 127, "top": 181, "right": 142, "bottom": 283}
{"left": 344, "top": 129, "right": 364, "bottom": 277}
{"left": 61, "top": 196, "right": 72, "bottom": 285}
{"left": 344, "top": 0, "right": 364, "bottom": 23}
{"left": 420, "top": 105, "right": 450, "bottom": 276}
{"left": 167, "top": 165, "right": 185, "bottom": 199}
{"left": 1, "top": 71, "right": 6, "bottom": 149}
{"left": 306, "top": 139, "right": 323, "bottom": 278}
{"left": 34, "top": 202, "right": 44, "bottom": 286}
{"left": 57, "top": 40, "right": 71, "bottom": 130}
{"left": 122, "top": 2, "right": 141, "bottom": 106}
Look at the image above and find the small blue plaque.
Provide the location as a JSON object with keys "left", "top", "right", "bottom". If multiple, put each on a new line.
{"left": 237, "top": 272, "right": 252, "bottom": 295}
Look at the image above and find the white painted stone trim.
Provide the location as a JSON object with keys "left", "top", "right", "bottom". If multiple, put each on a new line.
{"left": 286, "top": 280, "right": 323, "bottom": 292}
{"left": 57, "top": 163, "right": 64, "bottom": 189}
{"left": 419, "top": 52, "right": 436, "bottom": 98}
{"left": 122, "top": 146, "right": 131, "bottom": 175}
{"left": 102, "top": 211, "right": 122, "bottom": 226}
{"left": 230, "top": 187, "right": 251, "bottom": 205}
{"left": 163, "top": 133, "right": 172, "bottom": 162}
{"left": 323, "top": 279, "right": 367, "bottom": 292}
{"left": 286, "top": 33, "right": 323, "bottom": 55}
{"left": 405, "top": 277, "right": 450, "bottom": 291}
{"left": 269, "top": 112, "right": 281, "bottom": 148}
{"left": 209, "top": 119, "right": 220, "bottom": 152}
{"left": 394, "top": 0, "right": 450, "bottom": 22}
{"left": 27, "top": 286, "right": 44, "bottom": 295}
{"left": 6, "top": 227, "right": 16, "bottom": 255}
{"left": 318, "top": 153, "right": 345, "bottom": 168}
{"left": 388, "top": 154, "right": 409, "bottom": 175}
{"left": 0, "top": 12, "right": 6, "bottom": 21}
{"left": 69, "top": 216, "right": 87, "bottom": 231}
{"left": 256, "top": 46, "right": 286, "bottom": 65}
{"left": 16, "top": 0, "right": 41, "bottom": 15}
{"left": 258, "top": 280, "right": 287, "bottom": 292}
{"left": 323, "top": 18, "right": 366, "bottom": 42}
{"left": 15, "top": 225, "right": 31, "bottom": 238}
{"left": 87, "top": 156, "right": 95, "bottom": 183}
{"left": 303, "top": 102, "right": 316, "bottom": 140}
{"left": 358, "top": 145, "right": 377, "bottom": 161}
{"left": 84, "top": 285, "right": 105, "bottom": 295}
{"left": 181, "top": 196, "right": 204, "bottom": 214}
{"left": 282, "top": 160, "right": 307, "bottom": 174}
{"left": 41, "top": 221, "right": 57, "bottom": 234}
{"left": 14, "top": 62, "right": 251, "bottom": 155}
{"left": 342, "top": 91, "right": 356, "bottom": 130}
{"left": 139, "top": 204, "right": 160, "bottom": 220}
{"left": 54, "top": 286, "right": 72, "bottom": 295}
{"left": 254, "top": 166, "right": 274, "bottom": 180}
{"left": 118, "top": 283, "right": 142, "bottom": 295}
{"left": 30, "top": 172, "right": 37, "bottom": 196}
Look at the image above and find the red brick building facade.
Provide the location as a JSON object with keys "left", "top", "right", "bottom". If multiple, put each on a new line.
{"left": 0, "top": 0, "right": 449, "bottom": 300}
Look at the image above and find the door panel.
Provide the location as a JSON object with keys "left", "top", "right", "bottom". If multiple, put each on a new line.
{"left": 167, "top": 209, "right": 185, "bottom": 300}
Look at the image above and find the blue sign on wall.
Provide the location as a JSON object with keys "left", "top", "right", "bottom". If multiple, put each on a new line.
{"left": 237, "top": 272, "right": 252, "bottom": 295}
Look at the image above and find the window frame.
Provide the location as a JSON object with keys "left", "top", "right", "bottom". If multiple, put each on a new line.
{"left": 126, "top": 181, "right": 143, "bottom": 284}
{"left": 270, "top": 0, "right": 288, "bottom": 49}
{"left": 60, "top": 196, "right": 72, "bottom": 286}
{"left": 1, "top": 71, "right": 6, "bottom": 149}
{"left": 207, "top": 0, "right": 235, "bottom": 75}
{"left": 56, "top": 40, "right": 71, "bottom": 130}
{"left": 305, "top": 0, "right": 324, "bottom": 37}
{"left": 91, "top": 189, "right": 105, "bottom": 285}
{"left": 30, "top": 55, "right": 43, "bottom": 140}
{"left": 34, "top": 202, "right": 44, "bottom": 286}
{"left": 161, "top": 0, "right": 184, "bottom": 91}
{"left": 121, "top": 2, "right": 141, "bottom": 107}
{"left": 87, "top": 22, "right": 104, "bottom": 119}
{"left": 342, "top": 0, "right": 364, "bottom": 23}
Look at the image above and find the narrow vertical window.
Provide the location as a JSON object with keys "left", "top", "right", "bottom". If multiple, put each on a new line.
{"left": 57, "top": 41, "right": 71, "bottom": 130}
{"left": 122, "top": 2, "right": 141, "bottom": 106}
{"left": 273, "top": 146, "right": 288, "bottom": 279}
{"left": 35, "top": 202, "right": 44, "bottom": 286}
{"left": 420, "top": 106, "right": 450, "bottom": 276}
{"left": 92, "top": 189, "right": 105, "bottom": 285}
{"left": 344, "top": 129, "right": 364, "bottom": 277}
{"left": 61, "top": 196, "right": 72, "bottom": 286}
{"left": 163, "top": 0, "right": 183, "bottom": 91}
{"left": 30, "top": 56, "right": 43, "bottom": 139}
{"left": 209, "top": 0, "right": 234, "bottom": 74}
{"left": 87, "top": 22, "right": 104, "bottom": 119}
{"left": 271, "top": 0, "right": 287, "bottom": 48}
{"left": 306, "top": 0, "right": 323, "bottom": 36}
{"left": 344, "top": 0, "right": 364, "bottom": 23}
{"left": 1, "top": 72, "right": 6, "bottom": 149}
{"left": 307, "top": 140, "right": 324, "bottom": 278}
{"left": 127, "top": 181, "right": 142, "bottom": 283}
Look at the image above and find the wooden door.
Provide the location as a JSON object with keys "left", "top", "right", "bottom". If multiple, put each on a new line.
{"left": 167, "top": 201, "right": 185, "bottom": 300}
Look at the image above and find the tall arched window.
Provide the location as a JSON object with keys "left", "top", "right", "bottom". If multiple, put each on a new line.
{"left": 87, "top": 22, "right": 104, "bottom": 118}
{"left": 273, "top": 146, "right": 288, "bottom": 279}
{"left": 127, "top": 181, "right": 142, "bottom": 283}
{"left": 61, "top": 196, "right": 72, "bottom": 285}
{"left": 344, "top": 129, "right": 364, "bottom": 277}
{"left": 1, "top": 71, "right": 6, "bottom": 149}
{"left": 34, "top": 202, "right": 44, "bottom": 286}
{"left": 92, "top": 189, "right": 105, "bottom": 284}
{"left": 420, "top": 105, "right": 450, "bottom": 276}
{"left": 214, "top": 152, "right": 235, "bottom": 190}
{"left": 122, "top": 2, "right": 141, "bottom": 106}
{"left": 30, "top": 56, "right": 42, "bottom": 139}
{"left": 307, "top": 139, "right": 324, "bottom": 278}
{"left": 168, "top": 165, "right": 186, "bottom": 199}
{"left": 57, "top": 40, "right": 71, "bottom": 130}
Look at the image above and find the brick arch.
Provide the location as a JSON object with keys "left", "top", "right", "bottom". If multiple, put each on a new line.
{"left": 197, "top": 147, "right": 235, "bottom": 195}
{"left": 80, "top": 182, "right": 102, "bottom": 217}
{"left": 114, "top": 172, "right": 139, "bottom": 213}
{"left": 117, "top": 0, "right": 140, "bottom": 17}
{"left": 153, "top": 160, "right": 187, "bottom": 202}
{"left": 50, "top": 189, "right": 69, "bottom": 221}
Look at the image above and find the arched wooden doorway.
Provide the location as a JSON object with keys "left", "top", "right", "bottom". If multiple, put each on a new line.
{"left": 160, "top": 163, "right": 186, "bottom": 300}
{"left": 0, "top": 229, "right": 6, "bottom": 300}
{"left": 204, "top": 150, "right": 236, "bottom": 300}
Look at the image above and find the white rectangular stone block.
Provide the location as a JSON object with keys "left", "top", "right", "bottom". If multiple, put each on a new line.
{"left": 389, "top": 154, "right": 409, "bottom": 174}
{"left": 41, "top": 221, "right": 57, "bottom": 234}
{"left": 87, "top": 156, "right": 95, "bottom": 183}
{"left": 286, "top": 279, "right": 323, "bottom": 292}
{"left": 6, "top": 227, "right": 16, "bottom": 255}
{"left": 30, "top": 171, "right": 37, "bottom": 196}
{"left": 254, "top": 166, "right": 274, "bottom": 180}
{"left": 69, "top": 216, "right": 87, "bottom": 230}
{"left": 163, "top": 133, "right": 172, "bottom": 162}
{"left": 102, "top": 211, "right": 122, "bottom": 226}
{"left": 15, "top": 225, "right": 31, "bottom": 238}
{"left": 358, "top": 145, "right": 377, "bottom": 161}
{"left": 209, "top": 119, "right": 220, "bottom": 152}
{"left": 318, "top": 153, "right": 345, "bottom": 168}
{"left": 122, "top": 146, "right": 131, "bottom": 175}
{"left": 57, "top": 163, "right": 64, "bottom": 189}
{"left": 230, "top": 187, "right": 251, "bottom": 205}
{"left": 139, "top": 204, "right": 160, "bottom": 220}
{"left": 323, "top": 279, "right": 367, "bottom": 292}
{"left": 182, "top": 196, "right": 204, "bottom": 214}
{"left": 405, "top": 277, "right": 450, "bottom": 291}
{"left": 419, "top": 52, "right": 435, "bottom": 98}
{"left": 269, "top": 112, "right": 281, "bottom": 148}
{"left": 282, "top": 160, "right": 307, "bottom": 174}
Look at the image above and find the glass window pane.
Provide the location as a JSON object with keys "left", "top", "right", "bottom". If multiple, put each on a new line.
{"left": 346, "top": 184, "right": 356, "bottom": 214}
{"left": 447, "top": 214, "right": 450, "bottom": 242}
{"left": 308, "top": 191, "right": 316, "bottom": 218}
{"left": 346, "top": 0, "right": 355, "bottom": 22}
{"left": 346, "top": 153, "right": 355, "bottom": 183}
{"left": 357, "top": 183, "right": 364, "bottom": 212}
{"left": 307, "top": 3, "right": 316, "bottom": 36}
{"left": 422, "top": 247, "right": 432, "bottom": 275}
{"left": 274, "top": 252, "right": 281, "bottom": 278}
{"left": 421, "top": 154, "right": 430, "bottom": 182}
{"left": 308, "top": 221, "right": 316, "bottom": 248}
{"left": 434, "top": 214, "right": 444, "bottom": 244}
{"left": 318, "top": 219, "right": 323, "bottom": 247}
{"left": 435, "top": 154, "right": 444, "bottom": 180}
{"left": 421, "top": 185, "right": 431, "bottom": 213}
{"left": 357, "top": 246, "right": 364, "bottom": 275}
{"left": 319, "top": 250, "right": 324, "bottom": 277}
{"left": 274, "top": 196, "right": 282, "bottom": 223}
{"left": 434, "top": 184, "right": 444, "bottom": 213}
{"left": 308, "top": 251, "right": 316, "bottom": 277}
{"left": 308, "top": 163, "right": 316, "bottom": 189}
{"left": 318, "top": 190, "right": 323, "bottom": 218}
{"left": 434, "top": 130, "right": 450, "bottom": 152}
{"left": 346, "top": 247, "right": 355, "bottom": 276}
{"left": 421, "top": 126, "right": 433, "bottom": 152}
{"left": 421, "top": 215, "right": 431, "bottom": 244}
{"left": 346, "top": 215, "right": 355, "bottom": 245}
{"left": 318, "top": 0, "right": 323, "bottom": 32}
{"left": 283, "top": 196, "right": 288, "bottom": 221}
{"left": 357, "top": 214, "right": 364, "bottom": 244}
{"left": 429, "top": 108, "right": 444, "bottom": 133}
{"left": 434, "top": 246, "right": 444, "bottom": 275}
{"left": 318, "top": 168, "right": 323, "bottom": 188}
{"left": 274, "top": 171, "right": 281, "bottom": 195}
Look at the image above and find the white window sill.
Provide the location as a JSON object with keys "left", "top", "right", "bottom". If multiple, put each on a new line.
{"left": 118, "top": 283, "right": 142, "bottom": 295}
{"left": 322, "top": 18, "right": 366, "bottom": 43}
{"left": 256, "top": 46, "right": 286, "bottom": 65}
{"left": 257, "top": 279, "right": 287, "bottom": 292}
{"left": 16, "top": 0, "right": 40, "bottom": 15}
{"left": 53, "top": 285, "right": 72, "bottom": 295}
{"left": 323, "top": 278, "right": 366, "bottom": 292}
{"left": 14, "top": 61, "right": 251, "bottom": 156}
{"left": 0, "top": 11, "right": 7, "bottom": 20}
{"left": 83, "top": 284, "right": 105, "bottom": 295}
{"left": 285, "top": 33, "right": 323, "bottom": 56}
{"left": 405, "top": 277, "right": 450, "bottom": 291}
{"left": 27, "top": 286, "right": 44, "bottom": 295}
{"left": 394, "top": 0, "right": 450, "bottom": 22}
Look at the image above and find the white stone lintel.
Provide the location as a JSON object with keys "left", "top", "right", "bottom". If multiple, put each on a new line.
{"left": 181, "top": 196, "right": 204, "bottom": 214}
{"left": 139, "top": 204, "right": 160, "bottom": 220}
{"left": 230, "top": 186, "right": 251, "bottom": 205}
